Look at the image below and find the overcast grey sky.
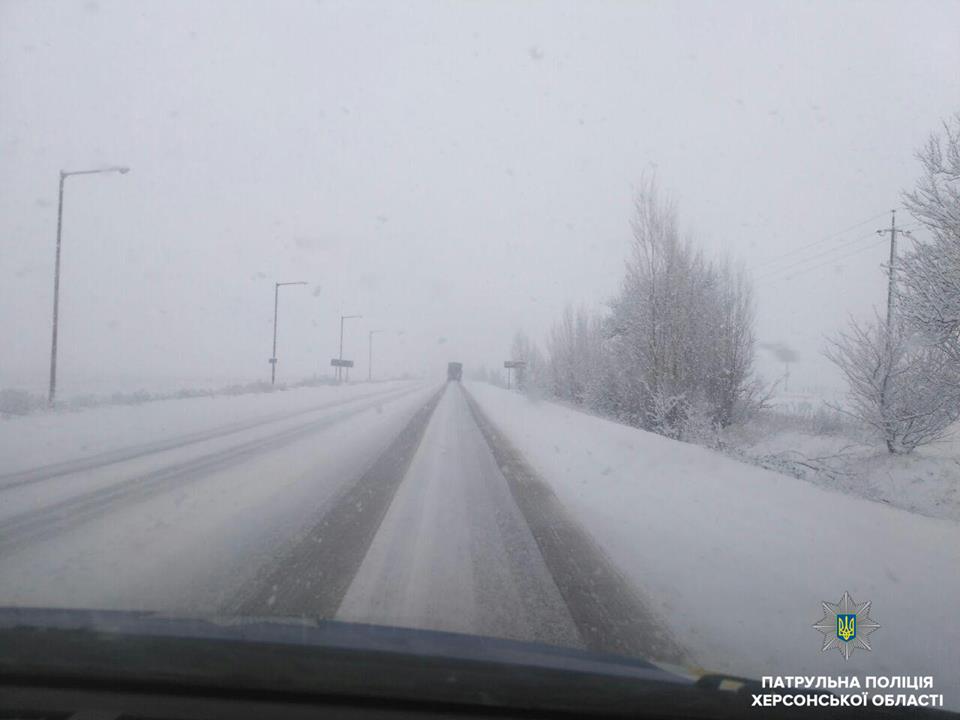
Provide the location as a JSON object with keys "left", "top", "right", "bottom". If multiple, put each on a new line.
{"left": 2, "top": 0, "right": 959, "bottom": 396}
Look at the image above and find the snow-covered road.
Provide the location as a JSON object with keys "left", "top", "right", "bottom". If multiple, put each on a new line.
{"left": 337, "top": 383, "right": 581, "bottom": 648}
{"left": 223, "top": 382, "right": 675, "bottom": 658}
{"left": 0, "top": 382, "right": 438, "bottom": 612}
{"left": 0, "top": 380, "right": 674, "bottom": 662}
{"left": 3, "top": 378, "right": 956, "bottom": 705}
{"left": 0, "top": 378, "right": 687, "bottom": 671}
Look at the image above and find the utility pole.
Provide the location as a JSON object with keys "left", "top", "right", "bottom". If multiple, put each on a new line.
{"left": 338, "top": 314, "right": 362, "bottom": 382}
{"left": 271, "top": 284, "right": 279, "bottom": 384}
{"left": 876, "top": 210, "right": 918, "bottom": 333}
{"left": 49, "top": 172, "right": 67, "bottom": 406}
{"left": 874, "top": 209, "right": 915, "bottom": 448}
{"left": 368, "top": 329, "right": 383, "bottom": 382}
{"left": 878, "top": 210, "right": 899, "bottom": 334}
{"left": 270, "top": 281, "right": 306, "bottom": 385}
{"left": 48, "top": 166, "right": 130, "bottom": 405}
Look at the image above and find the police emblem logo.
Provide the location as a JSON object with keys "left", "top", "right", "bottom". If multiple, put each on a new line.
{"left": 813, "top": 591, "right": 880, "bottom": 660}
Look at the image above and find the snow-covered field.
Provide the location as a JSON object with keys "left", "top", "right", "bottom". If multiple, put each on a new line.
{"left": 0, "top": 372, "right": 256, "bottom": 401}
{"left": 726, "top": 413, "right": 960, "bottom": 523}
{"left": 467, "top": 382, "right": 960, "bottom": 707}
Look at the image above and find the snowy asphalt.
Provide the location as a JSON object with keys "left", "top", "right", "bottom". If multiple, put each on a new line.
{"left": 0, "top": 382, "right": 685, "bottom": 663}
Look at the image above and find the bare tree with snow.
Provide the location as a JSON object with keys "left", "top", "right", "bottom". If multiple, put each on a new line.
{"left": 538, "top": 177, "right": 759, "bottom": 441}
{"left": 510, "top": 330, "right": 547, "bottom": 394}
{"left": 825, "top": 314, "right": 960, "bottom": 453}
{"left": 898, "top": 113, "right": 960, "bottom": 360}
{"left": 545, "top": 306, "right": 603, "bottom": 406}
{"left": 605, "top": 177, "right": 759, "bottom": 436}
{"left": 824, "top": 112, "right": 960, "bottom": 454}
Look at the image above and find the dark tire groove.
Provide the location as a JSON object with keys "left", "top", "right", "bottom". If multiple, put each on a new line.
{"left": 228, "top": 388, "right": 445, "bottom": 619}
{"left": 462, "top": 387, "right": 690, "bottom": 666}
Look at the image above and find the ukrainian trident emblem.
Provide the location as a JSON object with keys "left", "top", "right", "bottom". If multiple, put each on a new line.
{"left": 836, "top": 613, "right": 856, "bottom": 642}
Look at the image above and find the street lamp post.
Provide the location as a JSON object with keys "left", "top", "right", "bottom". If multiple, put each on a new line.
{"left": 270, "top": 281, "right": 307, "bottom": 385}
{"left": 48, "top": 165, "right": 130, "bottom": 406}
{"left": 338, "top": 314, "right": 362, "bottom": 382}
{"left": 368, "top": 329, "right": 384, "bottom": 382}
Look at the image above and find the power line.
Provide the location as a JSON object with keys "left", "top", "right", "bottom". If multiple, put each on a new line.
{"left": 755, "top": 229, "right": 881, "bottom": 282}
{"left": 896, "top": 221, "right": 923, "bottom": 234}
{"left": 756, "top": 236, "right": 889, "bottom": 286}
{"left": 754, "top": 211, "right": 888, "bottom": 270}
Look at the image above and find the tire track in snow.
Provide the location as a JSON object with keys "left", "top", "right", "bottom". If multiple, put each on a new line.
{"left": 0, "top": 385, "right": 428, "bottom": 556}
{"left": 0, "top": 384, "right": 415, "bottom": 493}
{"left": 227, "top": 388, "right": 444, "bottom": 619}
{"left": 462, "top": 386, "right": 690, "bottom": 666}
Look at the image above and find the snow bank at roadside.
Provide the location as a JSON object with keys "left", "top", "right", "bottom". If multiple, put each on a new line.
{"left": 467, "top": 382, "right": 960, "bottom": 707}
{"left": 0, "top": 381, "right": 417, "bottom": 476}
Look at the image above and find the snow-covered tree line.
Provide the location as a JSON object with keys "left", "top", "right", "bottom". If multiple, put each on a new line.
{"left": 827, "top": 114, "right": 960, "bottom": 453}
{"left": 506, "top": 117, "right": 960, "bottom": 454}
{"left": 509, "top": 177, "right": 761, "bottom": 442}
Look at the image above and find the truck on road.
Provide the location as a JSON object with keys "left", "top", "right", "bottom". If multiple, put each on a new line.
{"left": 447, "top": 362, "right": 463, "bottom": 382}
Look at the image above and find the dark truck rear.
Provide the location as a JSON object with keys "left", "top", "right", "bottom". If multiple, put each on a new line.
{"left": 447, "top": 362, "right": 463, "bottom": 382}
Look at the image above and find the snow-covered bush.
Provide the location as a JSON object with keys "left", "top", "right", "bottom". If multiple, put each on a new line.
{"left": 291, "top": 375, "right": 337, "bottom": 388}
{"left": 646, "top": 388, "right": 686, "bottom": 439}
{"left": 0, "top": 388, "right": 44, "bottom": 416}
{"left": 174, "top": 387, "right": 215, "bottom": 399}
{"left": 803, "top": 406, "right": 854, "bottom": 436}
{"left": 738, "top": 405, "right": 860, "bottom": 441}
{"left": 64, "top": 394, "right": 101, "bottom": 410}
{"left": 110, "top": 390, "right": 154, "bottom": 405}
{"left": 679, "top": 395, "right": 721, "bottom": 446}
{"left": 223, "top": 380, "right": 281, "bottom": 395}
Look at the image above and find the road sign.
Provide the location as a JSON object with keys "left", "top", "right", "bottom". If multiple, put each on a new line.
{"left": 330, "top": 359, "right": 354, "bottom": 368}
{"left": 504, "top": 360, "right": 527, "bottom": 390}
{"left": 268, "top": 358, "right": 277, "bottom": 364}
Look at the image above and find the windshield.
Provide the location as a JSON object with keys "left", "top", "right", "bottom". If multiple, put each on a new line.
{"left": 1, "top": 0, "right": 959, "bottom": 714}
